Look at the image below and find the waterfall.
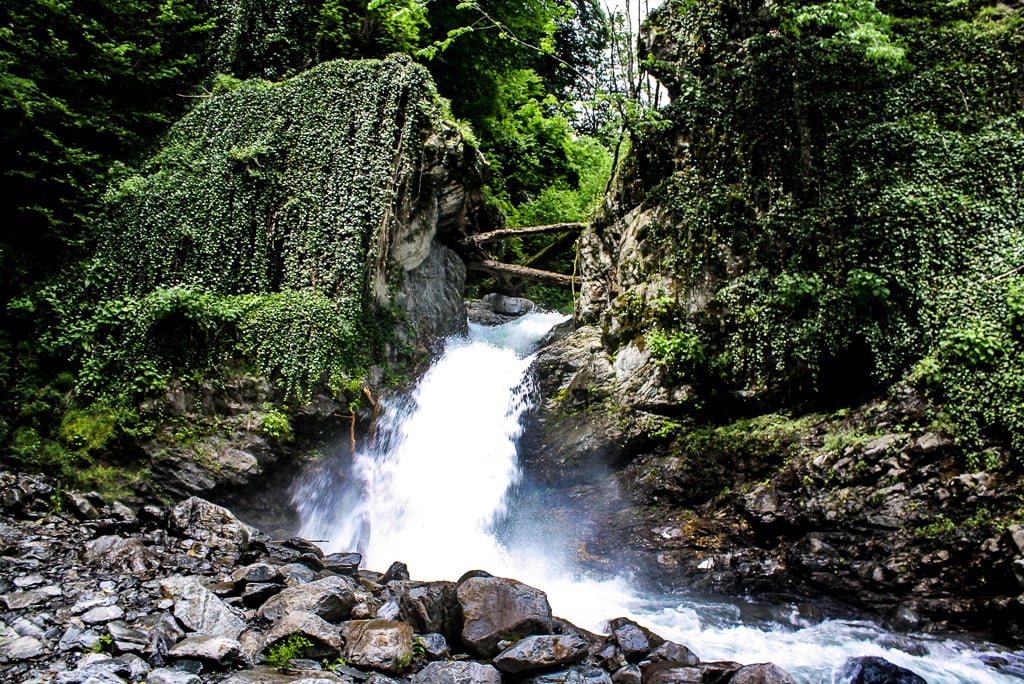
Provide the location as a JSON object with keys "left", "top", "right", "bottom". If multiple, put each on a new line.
{"left": 295, "top": 311, "right": 569, "bottom": 581}
{"left": 293, "top": 311, "right": 1023, "bottom": 684}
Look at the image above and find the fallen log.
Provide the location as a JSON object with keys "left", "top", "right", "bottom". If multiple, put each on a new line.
{"left": 466, "top": 260, "right": 575, "bottom": 288}
{"left": 466, "top": 222, "right": 585, "bottom": 245}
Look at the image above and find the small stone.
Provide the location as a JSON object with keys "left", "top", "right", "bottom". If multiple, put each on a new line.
{"left": 0, "top": 634, "right": 45, "bottom": 660}
{"left": 146, "top": 668, "right": 202, "bottom": 684}
{"left": 13, "top": 574, "right": 45, "bottom": 588}
{"left": 59, "top": 625, "right": 102, "bottom": 652}
{"left": 81, "top": 605, "right": 125, "bottom": 624}
{"left": 3, "top": 585, "right": 62, "bottom": 609}
{"left": 168, "top": 635, "right": 244, "bottom": 663}
{"left": 66, "top": 491, "right": 101, "bottom": 520}
{"left": 231, "top": 563, "right": 280, "bottom": 585}
{"left": 107, "top": 621, "right": 152, "bottom": 653}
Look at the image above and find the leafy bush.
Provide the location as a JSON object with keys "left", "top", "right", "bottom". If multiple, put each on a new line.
{"left": 264, "top": 634, "right": 313, "bottom": 669}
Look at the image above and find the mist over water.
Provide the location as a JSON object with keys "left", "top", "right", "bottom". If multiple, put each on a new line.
{"left": 293, "top": 311, "right": 1024, "bottom": 684}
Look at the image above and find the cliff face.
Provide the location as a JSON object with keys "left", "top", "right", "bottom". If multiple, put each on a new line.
{"left": 85, "top": 56, "right": 489, "bottom": 501}
{"left": 530, "top": 0, "right": 1024, "bottom": 642}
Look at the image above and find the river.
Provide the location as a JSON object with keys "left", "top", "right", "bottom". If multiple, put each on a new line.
{"left": 293, "top": 311, "right": 1024, "bottom": 683}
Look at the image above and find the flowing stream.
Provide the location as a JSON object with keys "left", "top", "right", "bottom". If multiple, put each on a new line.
{"left": 294, "top": 312, "right": 1024, "bottom": 684}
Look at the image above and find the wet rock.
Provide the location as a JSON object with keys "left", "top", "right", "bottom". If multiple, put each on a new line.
{"left": 481, "top": 293, "right": 536, "bottom": 316}
{"left": 640, "top": 662, "right": 703, "bottom": 683}
{"left": 608, "top": 618, "right": 664, "bottom": 663}
{"left": 457, "top": 575, "right": 553, "bottom": 657}
{"left": 263, "top": 611, "right": 344, "bottom": 657}
{"left": 258, "top": 576, "right": 356, "bottom": 623}
{"left": 698, "top": 661, "right": 743, "bottom": 683}
{"left": 106, "top": 620, "right": 150, "bottom": 653}
{"left": 397, "top": 581, "right": 461, "bottom": 642}
{"left": 520, "top": 665, "right": 613, "bottom": 683}
{"left": 82, "top": 535, "right": 159, "bottom": 573}
{"left": 161, "top": 575, "right": 245, "bottom": 639}
{"left": 147, "top": 668, "right": 202, "bottom": 684}
{"left": 730, "top": 663, "right": 798, "bottom": 683}
{"left": 59, "top": 625, "right": 102, "bottom": 652}
{"left": 382, "top": 561, "right": 410, "bottom": 583}
{"left": 839, "top": 656, "right": 927, "bottom": 684}
{"left": 323, "top": 552, "right": 361, "bottom": 575}
{"left": 341, "top": 619, "right": 413, "bottom": 675}
{"left": 492, "top": 634, "right": 590, "bottom": 674}
{"left": 647, "top": 640, "right": 699, "bottom": 666}
{"left": 242, "top": 582, "right": 283, "bottom": 607}
{"left": 65, "top": 491, "right": 101, "bottom": 520}
{"left": 410, "top": 660, "right": 502, "bottom": 683}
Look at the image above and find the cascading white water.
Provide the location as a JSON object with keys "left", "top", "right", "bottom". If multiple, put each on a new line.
{"left": 295, "top": 311, "right": 569, "bottom": 580}
{"left": 294, "top": 311, "right": 1024, "bottom": 684}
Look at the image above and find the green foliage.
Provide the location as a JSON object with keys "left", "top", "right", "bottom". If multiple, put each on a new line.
{"left": 628, "top": 0, "right": 1024, "bottom": 439}
{"left": 77, "top": 58, "right": 432, "bottom": 403}
{"left": 259, "top": 404, "right": 293, "bottom": 441}
{"left": 264, "top": 634, "right": 313, "bottom": 669}
{"left": 647, "top": 327, "right": 706, "bottom": 384}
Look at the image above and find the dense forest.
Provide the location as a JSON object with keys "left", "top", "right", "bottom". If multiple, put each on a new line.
{"left": 1, "top": 0, "right": 1023, "bottom": 504}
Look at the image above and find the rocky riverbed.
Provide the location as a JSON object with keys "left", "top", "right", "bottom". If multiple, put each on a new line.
{"left": 0, "top": 468, "right": 938, "bottom": 684}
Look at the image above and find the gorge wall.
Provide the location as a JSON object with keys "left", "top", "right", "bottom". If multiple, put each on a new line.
{"left": 526, "top": 0, "right": 1024, "bottom": 644}
{"left": 80, "top": 56, "right": 490, "bottom": 503}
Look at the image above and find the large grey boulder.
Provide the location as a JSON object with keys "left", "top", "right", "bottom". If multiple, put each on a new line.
{"left": 839, "top": 656, "right": 927, "bottom": 684}
{"left": 263, "top": 610, "right": 344, "bottom": 657}
{"left": 457, "top": 575, "right": 553, "bottom": 657}
{"left": 641, "top": 662, "right": 703, "bottom": 683}
{"left": 341, "top": 619, "right": 414, "bottom": 675}
{"left": 492, "top": 634, "right": 591, "bottom": 674}
{"left": 411, "top": 661, "right": 502, "bottom": 684}
{"left": 257, "top": 575, "right": 355, "bottom": 623}
{"left": 397, "top": 581, "right": 461, "bottom": 642}
{"left": 160, "top": 575, "right": 245, "bottom": 639}
{"left": 169, "top": 496, "right": 261, "bottom": 553}
{"left": 730, "top": 663, "right": 798, "bottom": 684}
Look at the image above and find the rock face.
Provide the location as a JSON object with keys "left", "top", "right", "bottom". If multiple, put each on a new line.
{"left": 0, "top": 469, "right": 825, "bottom": 684}
{"left": 521, "top": 0, "right": 1024, "bottom": 643}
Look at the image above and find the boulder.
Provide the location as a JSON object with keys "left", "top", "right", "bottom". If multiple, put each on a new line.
{"left": 520, "top": 665, "right": 614, "bottom": 683}
{"left": 257, "top": 576, "right": 355, "bottom": 623}
{"left": 263, "top": 611, "right": 344, "bottom": 657}
{"left": 481, "top": 293, "right": 536, "bottom": 316}
{"left": 341, "top": 619, "right": 414, "bottom": 675}
{"left": 492, "top": 634, "right": 591, "bottom": 674}
{"left": 147, "top": 669, "right": 202, "bottom": 684}
{"left": 839, "top": 656, "right": 927, "bottom": 684}
{"left": 608, "top": 618, "right": 665, "bottom": 663}
{"left": 640, "top": 662, "right": 703, "bottom": 683}
{"left": 411, "top": 661, "right": 502, "bottom": 684}
{"left": 169, "top": 497, "right": 260, "bottom": 553}
{"left": 161, "top": 575, "right": 245, "bottom": 639}
{"left": 168, "top": 635, "right": 244, "bottom": 664}
{"left": 730, "top": 663, "right": 798, "bottom": 684}
{"left": 0, "top": 634, "right": 45, "bottom": 660}
{"left": 397, "top": 581, "right": 461, "bottom": 642}
{"left": 231, "top": 562, "right": 280, "bottom": 585}
{"left": 457, "top": 575, "right": 553, "bottom": 657}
